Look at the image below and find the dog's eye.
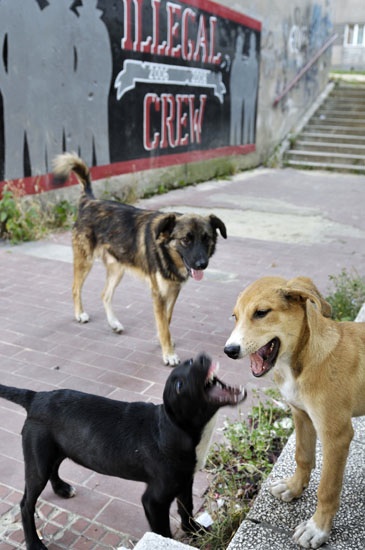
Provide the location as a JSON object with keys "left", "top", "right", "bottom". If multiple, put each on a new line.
{"left": 175, "top": 380, "right": 183, "bottom": 394}
{"left": 231, "top": 313, "right": 237, "bottom": 322}
{"left": 253, "top": 309, "right": 271, "bottom": 319}
{"left": 181, "top": 233, "right": 193, "bottom": 247}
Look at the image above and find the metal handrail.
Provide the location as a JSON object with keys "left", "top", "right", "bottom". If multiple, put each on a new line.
{"left": 273, "top": 33, "right": 338, "bottom": 107}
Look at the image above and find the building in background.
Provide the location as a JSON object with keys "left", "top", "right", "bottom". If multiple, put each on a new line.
{"left": 331, "top": 0, "right": 365, "bottom": 69}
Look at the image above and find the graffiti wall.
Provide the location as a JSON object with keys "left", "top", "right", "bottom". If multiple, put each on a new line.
{"left": 0, "top": 0, "right": 261, "bottom": 194}
{"left": 258, "top": 0, "right": 333, "bottom": 141}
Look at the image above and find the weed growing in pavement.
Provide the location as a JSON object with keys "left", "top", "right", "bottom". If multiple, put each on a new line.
{"left": 326, "top": 268, "right": 365, "bottom": 321}
{"left": 191, "top": 390, "right": 293, "bottom": 550}
{"left": 0, "top": 185, "right": 76, "bottom": 243}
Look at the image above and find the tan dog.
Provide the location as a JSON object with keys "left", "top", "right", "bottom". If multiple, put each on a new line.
{"left": 224, "top": 276, "right": 365, "bottom": 549}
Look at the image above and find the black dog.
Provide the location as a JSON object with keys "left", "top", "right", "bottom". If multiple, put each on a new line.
{"left": 0, "top": 354, "right": 245, "bottom": 549}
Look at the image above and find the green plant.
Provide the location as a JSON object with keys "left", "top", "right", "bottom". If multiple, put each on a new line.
{"left": 288, "top": 134, "right": 298, "bottom": 148}
{"left": 50, "top": 199, "right": 77, "bottom": 228}
{"left": 326, "top": 268, "right": 365, "bottom": 321}
{"left": 0, "top": 187, "right": 40, "bottom": 243}
{"left": 0, "top": 186, "right": 76, "bottom": 243}
{"left": 191, "top": 391, "right": 292, "bottom": 549}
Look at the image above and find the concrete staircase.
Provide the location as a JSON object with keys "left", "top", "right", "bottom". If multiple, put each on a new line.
{"left": 284, "top": 82, "right": 365, "bottom": 173}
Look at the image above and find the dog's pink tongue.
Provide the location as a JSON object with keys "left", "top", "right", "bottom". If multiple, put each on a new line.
{"left": 191, "top": 269, "right": 204, "bottom": 281}
{"left": 250, "top": 353, "right": 264, "bottom": 376}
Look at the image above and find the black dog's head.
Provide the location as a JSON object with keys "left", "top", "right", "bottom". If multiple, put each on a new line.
{"left": 155, "top": 213, "right": 227, "bottom": 281}
{"left": 163, "top": 353, "right": 245, "bottom": 435}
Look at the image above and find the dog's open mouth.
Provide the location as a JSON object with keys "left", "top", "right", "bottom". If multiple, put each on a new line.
{"left": 204, "top": 362, "right": 246, "bottom": 404}
{"left": 250, "top": 338, "right": 280, "bottom": 377}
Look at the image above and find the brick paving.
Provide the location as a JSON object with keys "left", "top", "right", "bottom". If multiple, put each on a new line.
{"left": 0, "top": 167, "right": 365, "bottom": 548}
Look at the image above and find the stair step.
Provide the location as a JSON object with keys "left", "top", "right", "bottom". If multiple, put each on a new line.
{"left": 315, "top": 109, "right": 365, "bottom": 118}
{"left": 293, "top": 141, "right": 365, "bottom": 154}
{"left": 330, "top": 92, "right": 365, "bottom": 99}
{"left": 284, "top": 83, "right": 365, "bottom": 174}
{"left": 323, "top": 99, "right": 365, "bottom": 107}
{"left": 310, "top": 116, "right": 365, "bottom": 126}
{"left": 299, "top": 132, "right": 365, "bottom": 145}
{"left": 285, "top": 160, "right": 365, "bottom": 174}
{"left": 331, "top": 86, "right": 365, "bottom": 96}
{"left": 320, "top": 106, "right": 365, "bottom": 114}
{"left": 304, "top": 124, "right": 365, "bottom": 135}
{"left": 329, "top": 96, "right": 365, "bottom": 103}
{"left": 285, "top": 150, "right": 365, "bottom": 166}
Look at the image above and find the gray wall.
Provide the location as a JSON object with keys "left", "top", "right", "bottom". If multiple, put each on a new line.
{"left": 223, "top": 0, "right": 333, "bottom": 165}
{"left": 0, "top": 0, "right": 333, "bottom": 199}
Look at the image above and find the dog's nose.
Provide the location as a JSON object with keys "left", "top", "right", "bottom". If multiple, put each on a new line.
{"left": 194, "top": 258, "right": 208, "bottom": 270}
{"left": 224, "top": 344, "right": 241, "bottom": 360}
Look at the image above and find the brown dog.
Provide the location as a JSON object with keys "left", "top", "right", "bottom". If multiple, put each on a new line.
{"left": 224, "top": 276, "right": 365, "bottom": 548}
{"left": 53, "top": 153, "right": 226, "bottom": 365}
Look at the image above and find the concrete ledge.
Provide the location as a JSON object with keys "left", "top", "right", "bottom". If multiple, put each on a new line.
{"left": 356, "top": 303, "right": 365, "bottom": 322}
{"left": 130, "top": 532, "right": 196, "bottom": 549}
{"left": 228, "top": 417, "right": 365, "bottom": 549}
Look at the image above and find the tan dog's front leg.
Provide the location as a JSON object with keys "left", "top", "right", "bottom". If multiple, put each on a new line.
{"left": 151, "top": 278, "right": 180, "bottom": 366}
{"left": 294, "top": 420, "right": 354, "bottom": 549}
{"left": 271, "top": 407, "right": 316, "bottom": 502}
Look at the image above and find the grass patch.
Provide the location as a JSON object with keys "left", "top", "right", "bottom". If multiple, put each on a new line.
{"left": 0, "top": 185, "right": 76, "bottom": 243}
{"left": 190, "top": 391, "right": 293, "bottom": 549}
{"left": 325, "top": 268, "right": 365, "bottom": 321}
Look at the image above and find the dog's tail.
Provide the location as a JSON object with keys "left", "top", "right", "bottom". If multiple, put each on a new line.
{"left": 0, "top": 384, "right": 35, "bottom": 412}
{"left": 53, "top": 152, "right": 94, "bottom": 198}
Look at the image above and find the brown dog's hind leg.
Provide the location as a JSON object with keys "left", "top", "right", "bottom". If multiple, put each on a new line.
{"left": 101, "top": 252, "right": 125, "bottom": 333}
{"left": 72, "top": 234, "right": 93, "bottom": 324}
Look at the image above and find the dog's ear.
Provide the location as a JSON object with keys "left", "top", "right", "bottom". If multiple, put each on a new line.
{"left": 282, "top": 277, "right": 338, "bottom": 363}
{"left": 209, "top": 215, "right": 227, "bottom": 239}
{"left": 282, "top": 277, "right": 332, "bottom": 318}
{"left": 304, "top": 299, "right": 339, "bottom": 363}
{"left": 155, "top": 214, "right": 177, "bottom": 239}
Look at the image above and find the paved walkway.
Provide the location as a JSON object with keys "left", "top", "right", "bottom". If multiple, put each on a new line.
{"left": 1, "top": 167, "right": 365, "bottom": 548}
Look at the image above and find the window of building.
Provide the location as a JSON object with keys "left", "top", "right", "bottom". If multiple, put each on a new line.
{"left": 344, "top": 24, "right": 365, "bottom": 46}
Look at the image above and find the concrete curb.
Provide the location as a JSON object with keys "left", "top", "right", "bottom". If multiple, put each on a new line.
{"left": 130, "top": 532, "right": 196, "bottom": 550}
{"left": 227, "top": 416, "right": 365, "bottom": 549}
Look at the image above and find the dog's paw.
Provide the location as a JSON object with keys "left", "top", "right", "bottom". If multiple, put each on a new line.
{"left": 270, "top": 478, "right": 295, "bottom": 502}
{"left": 163, "top": 352, "right": 180, "bottom": 366}
{"left": 52, "top": 479, "right": 76, "bottom": 499}
{"left": 182, "top": 517, "right": 207, "bottom": 535}
{"left": 111, "top": 320, "right": 124, "bottom": 333}
{"left": 76, "top": 312, "right": 90, "bottom": 324}
{"left": 293, "top": 518, "right": 329, "bottom": 549}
